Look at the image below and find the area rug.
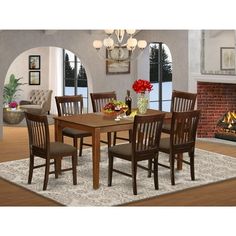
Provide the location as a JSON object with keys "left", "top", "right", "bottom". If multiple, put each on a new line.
{"left": 0, "top": 147, "right": 236, "bottom": 206}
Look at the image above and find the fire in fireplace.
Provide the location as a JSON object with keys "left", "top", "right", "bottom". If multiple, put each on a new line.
{"left": 215, "top": 111, "right": 236, "bottom": 141}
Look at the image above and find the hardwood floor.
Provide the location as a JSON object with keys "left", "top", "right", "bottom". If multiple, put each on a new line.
{"left": 1, "top": 125, "right": 236, "bottom": 206}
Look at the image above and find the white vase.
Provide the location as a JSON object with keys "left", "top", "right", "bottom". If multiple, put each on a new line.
{"left": 137, "top": 92, "right": 148, "bottom": 114}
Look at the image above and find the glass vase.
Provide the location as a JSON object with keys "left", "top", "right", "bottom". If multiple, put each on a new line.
{"left": 137, "top": 92, "right": 148, "bottom": 114}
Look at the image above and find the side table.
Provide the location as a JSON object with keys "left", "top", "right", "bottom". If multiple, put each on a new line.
{"left": 3, "top": 108, "right": 25, "bottom": 124}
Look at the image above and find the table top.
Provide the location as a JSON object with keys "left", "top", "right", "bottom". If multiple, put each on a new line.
{"left": 54, "top": 109, "right": 171, "bottom": 128}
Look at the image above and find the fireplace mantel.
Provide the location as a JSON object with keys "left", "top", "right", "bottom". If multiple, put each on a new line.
{"left": 189, "top": 73, "right": 236, "bottom": 94}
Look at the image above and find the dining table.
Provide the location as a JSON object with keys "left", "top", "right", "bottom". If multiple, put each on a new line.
{"left": 54, "top": 109, "right": 172, "bottom": 190}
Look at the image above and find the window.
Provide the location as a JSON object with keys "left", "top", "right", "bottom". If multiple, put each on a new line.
{"left": 63, "top": 49, "right": 88, "bottom": 112}
{"left": 149, "top": 43, "right": 172, "bottom": 111}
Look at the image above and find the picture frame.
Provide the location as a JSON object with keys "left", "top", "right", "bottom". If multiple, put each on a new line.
{"left": 220, "top": 47, "right": 235, "bottom": 70}
{"left": 29, "top": 71, "right": 40, "bottom": 85}
{"left": 106, "top": 47, "right": 130, "bottom": 74}
{"left": 29, "top": 55, "right": 40, "bottom": 70}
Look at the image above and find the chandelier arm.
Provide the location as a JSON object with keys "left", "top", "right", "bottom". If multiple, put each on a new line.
{"left": 93, "top": 29, "right": 147, "bottom": 62}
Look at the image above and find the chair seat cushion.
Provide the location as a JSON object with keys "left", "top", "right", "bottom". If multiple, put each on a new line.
{"left": 49, "top": 142, "right": 77, "bottom": 156}
{"left": 62, "top": 127, "right": 91, "bottom": 138}
{"left": 159, "top": 137, "right": 170, "bottom": 152}
{"left": 162, "top": 122, "right": 171, "bottom": 133}
{"left": 108, "top": 143, "right": 132, "bottom": 160}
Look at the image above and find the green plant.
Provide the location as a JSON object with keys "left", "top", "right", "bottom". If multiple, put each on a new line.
{"left": 3, "top": 74, "right": 26, "bottom": 104}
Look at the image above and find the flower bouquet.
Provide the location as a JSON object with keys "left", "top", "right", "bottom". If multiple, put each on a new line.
{"left": 132, "top": 79, "right": 153, "bottom": 94}
{"left": 132, "top": 79, "right": 153, "bottom": 114}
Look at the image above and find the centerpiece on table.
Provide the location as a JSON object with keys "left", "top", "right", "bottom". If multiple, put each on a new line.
{"left": 132, "top": 79, "right": 153, "bottom": 114}
{"left": 102, "top": 99, "right": 128, "bottom": 118}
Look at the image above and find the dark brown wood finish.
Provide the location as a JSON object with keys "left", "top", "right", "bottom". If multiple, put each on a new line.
{"left": 90, "top": 91, "right": 131, "bottom": 146}
{"left": 90, "top": 91, "right": 117, "bottom": 113}
{"left": 162, "top": 90, "right": 197, "bottom": 134}
{"left": 55, "top": 95, "right": 92, "bottom": 157}
{"left": 108, "top": 113, "right": 165, "bottom": 195}
{"left": 25, "top": 112, "right": 77, "bottom": 190}
{"left": 152, "top": 110, "right": 201, "bottom": 185}
{"left": 54, "top": 109, "right": 170, "bottom": 189}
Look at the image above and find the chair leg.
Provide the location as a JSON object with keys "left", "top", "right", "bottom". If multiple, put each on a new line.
{"left": 148, "top": 159, "right": 152, "bottom": 178}
{"left": 108, "top": 153, "right": 113, "bottom": 186}
{"left": 43, "top": 159, "right": 50, "bottom": 191}
{"left": 73, "top": 137, "right": 78, "bottom": 164}
{"left": 177, "top": 154, "right": 183, "bottom": 170}
{"left": 54, "top": 158, "right": 59, "bottom": 179}
{"left": 113, "top": 132, "right": 117, "bottom": 146}
{"left": 153, "top": 156, "right": 159, "bottom": 190}
{"left": 132, "top": 160, "right": 137, "bottom": 195}
{"left": 170, "top": 153, "right": 175, "bottom": 185}
{"left": 28, "top": 154, "right": 34, "bottom": 184}
{"left": 107, "top": 132, "right": 112, "bottom": 148}
{"left": 72, "top": 154, "right": 77, "bottom": 185}
{"left": 128, "top": 129, "right": 132, "bottom": 143}
{"left": 189, "top": 151, "right": 195, "bottom": 180}
{"left": 79, "top": 137, "right": 83, "bottom": 157}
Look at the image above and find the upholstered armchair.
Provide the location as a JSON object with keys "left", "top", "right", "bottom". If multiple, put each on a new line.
{"left": 20, "top": 90, "right": 53, "bottom": 115}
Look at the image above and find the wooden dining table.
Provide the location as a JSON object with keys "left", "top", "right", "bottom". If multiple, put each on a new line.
{"left": 54, "top": 109, "right": 172, "bottom": 190}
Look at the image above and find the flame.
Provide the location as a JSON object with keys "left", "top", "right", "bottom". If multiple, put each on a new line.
{"left": 222, "top": 111, "right": 236, "bottom": 129}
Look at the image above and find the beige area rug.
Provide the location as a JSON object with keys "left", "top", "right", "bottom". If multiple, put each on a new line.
{"left": 0, "top": 147, "right": 236, "bottom": 206}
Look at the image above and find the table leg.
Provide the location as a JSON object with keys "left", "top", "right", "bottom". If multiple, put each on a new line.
{"left": 92, "top": 128, "right": 101, "bottom": 189}
{"left": 54, "top": 119, "right": 63, "bottom": 142}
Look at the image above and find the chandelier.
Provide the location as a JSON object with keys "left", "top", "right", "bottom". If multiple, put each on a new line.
{"left": 93, "top": 29, "right": 147, "bottom": 62}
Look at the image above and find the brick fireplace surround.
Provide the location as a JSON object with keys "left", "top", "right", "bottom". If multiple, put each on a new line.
{"left": 197, "top": 82, "right": 236, "bottom": 138}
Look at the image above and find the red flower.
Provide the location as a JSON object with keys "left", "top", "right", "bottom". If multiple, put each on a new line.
{"left": 132, "top": 79, "right": 153, "bottom": 93}
{"left": 9, "top": 101, "right": 18, "bottom": 108}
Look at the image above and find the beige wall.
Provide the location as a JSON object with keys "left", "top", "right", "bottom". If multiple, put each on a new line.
{"left": 0, "top": 30, "right": 189, "bottom": 139}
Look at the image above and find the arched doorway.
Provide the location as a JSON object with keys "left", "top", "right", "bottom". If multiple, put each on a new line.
{"left": 149, "top": 42, "right": 172, "bottom": 111}
{"left": 4, "top": 47, "right": 89, "bottom": 115}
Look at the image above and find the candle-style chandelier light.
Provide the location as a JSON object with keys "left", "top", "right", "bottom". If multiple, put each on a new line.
{"left": 93, "top": 29, "right": 147, "bottom": 62}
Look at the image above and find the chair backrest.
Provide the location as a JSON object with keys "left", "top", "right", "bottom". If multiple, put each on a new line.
{"left": 132, "top": 113, "right": 165, "bottom": 161}
{"left": 90, "top": 91, "right": 116, "bottom": 112}
{"left": 171, "top": 90, "right": 197, "bottom": 112}
{"left": 170, "top": 110, "right": 200, "bottom": 152}
{"left": 25, "top": 112, "right": 50, "bottom": 157}
{"left": 55, "top": 95, "right": 83, "bottom": 116}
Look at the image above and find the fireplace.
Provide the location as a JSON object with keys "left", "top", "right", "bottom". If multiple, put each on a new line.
{"left": 215, "top": 111, "right": 236, "bottom": 141}
{"left": 197, "top": 82, "right": 236, "bottom": 139}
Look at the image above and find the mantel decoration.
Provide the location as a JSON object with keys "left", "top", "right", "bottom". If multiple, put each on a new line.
{"left": 132, "top": 79, "right": 153, "bottom": 114}
{"left": 93, "top": 29, "right": 147, "bottom": 63}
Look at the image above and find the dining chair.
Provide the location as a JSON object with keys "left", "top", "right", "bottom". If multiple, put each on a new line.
{"left": 25, "top": 112, "right": 77, "bottom": 191}
{"left": 149, "top": 110, "right": 200, "bottom": 185}
{"left": 55, "top": 95, "right": 92, "bottom": 157}
{"left": 90, "top": 91, "right": 131, "bottom": 146}
{"left": 108, "top": 113, "right": 165, "bottom": 195}
{"left": 162, "top": 90, "right": 197, "bottom": 134}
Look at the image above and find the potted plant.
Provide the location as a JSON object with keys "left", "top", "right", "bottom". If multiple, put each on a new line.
{"left": 3, "top": 74, "right": 26, "bottom": 106}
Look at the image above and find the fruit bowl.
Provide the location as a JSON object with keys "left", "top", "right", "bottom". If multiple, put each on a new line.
{"left": 102, "top": 109, "right": 117, "bottom": 116}
{"left": 102, "top": 100, "right": 128, "bottom": 116}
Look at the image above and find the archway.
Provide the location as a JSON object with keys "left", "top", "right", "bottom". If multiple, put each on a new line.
{"left": 0, "top": 31, "right": 101, "bottom": 139}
